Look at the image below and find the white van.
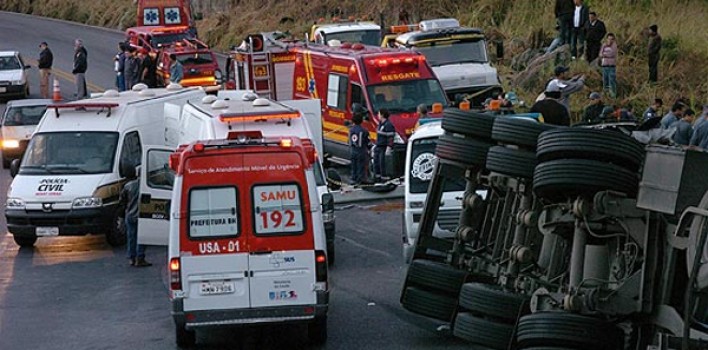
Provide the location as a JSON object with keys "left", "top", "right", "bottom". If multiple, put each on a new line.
{"left": 164, "top": 134, "right": 329, "bottom": 348}
{"left": 403, "top": 120, "right": 485, "bottom": 262}
{"left": 0, "top": 99, "right": 52, "bottom": 168}
{"left": 148, "top": 91, "right": 336, "bottom": 262}
{"left": 4, "top": 85, "right": 205, "bottom": 247}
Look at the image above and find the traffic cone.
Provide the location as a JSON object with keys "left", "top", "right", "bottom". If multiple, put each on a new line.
{"left": 52, "top": 79, "right": 62, "bottom": 102}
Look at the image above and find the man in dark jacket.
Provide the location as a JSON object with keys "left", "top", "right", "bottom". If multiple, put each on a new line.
{"left": 349, "top": 110, "right": 370, "bottom": 185}
{"left": 124, "top": 48, "right": 140, "bottom": 90}
{"left": 582, "top": 92, "right": 605, "bottom": 123}
{"left": 555, "top": 0, "right": 575, "bottom": 46}
{"left": 647, "top": 24, "right": 662, "bottom": 82}
{"left": 531, "top": 81, "right": 570, "bottom": 126}
{"left": 373, "top": 109, "right": 395, "bottom": 182}
{"left": 72, "top": 39, "right": 88, "bottom": 99}
{"left": 38, "top": 42, "right": 53, "bottom": 99}
{"left": 584, "top": 12, "right": 606, "bottom": 62}
{"left": 119, "top": 165, "right": 151, "bottom": 267}
{"left": 570, "top": 0, "right": 589, "bottom": 59}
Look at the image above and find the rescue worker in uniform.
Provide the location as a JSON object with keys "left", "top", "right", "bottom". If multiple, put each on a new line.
{"left": 374, "top": 108, "right": 395, "bottom": 182}
{"left": 348, "top": 106, "right": 370, "bottom": 186}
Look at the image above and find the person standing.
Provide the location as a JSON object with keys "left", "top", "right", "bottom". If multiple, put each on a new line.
{"left": 673, "top": 109, "right": 695, "bottom": 146}
{"left": 119, "top": 166, "right": 151, "bottom": 267}
{"left": 661, "top": 102, "right": 686, "bottom": 129}
{"left": 169, "top": 53, "right": 183, "bottom": 84}
{"left": 141, "top": 50, "right": 158, "bottom": 87}
{"left": 693, "top": 104, "right": 708, "bottom": 130}
{"left": 125, "top": 48, "right": 141, "bottom": 90}
{"left": 570, "top": 0, "right": 589, "bottom": 59}
{"left": 647, "top": 24, "right": 662, "bottom": 83}
{"left": 555, "top": 0, "right": 575, "bottom": 47}
{"left": 547, "top": 66, "right": 586, "bottom": 112}
{"left": 599, "top": 33, "right": 618, "bottom": 98}
{"left": 690, "top": 110, "right": 708, "bottom": 149}
{"left": 348, "top": 112, "right": 369, "bottom": 186}
{"left": 115, "top": 42, "right": 128, "bottom": 91}
{"left": 643, "top": 98, "right": 663, "bottom": 121}
{"left": 72, "top": 39, "right": 88, "bottom": 99}
{"left": 374, "top": 109, "right": 395, "bottom": 182}
{"left": 531, "top": 82, "right": 571, "bottom": 126}
{"left": 38, "top": 42, "right": 53, "bottom": 99}
{"left": 584, "top": 12, "right": 606, "bottom": 63}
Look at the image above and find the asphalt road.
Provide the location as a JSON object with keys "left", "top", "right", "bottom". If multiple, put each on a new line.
{"left": 0, "top": 11, "right": 472, "bottom": 350}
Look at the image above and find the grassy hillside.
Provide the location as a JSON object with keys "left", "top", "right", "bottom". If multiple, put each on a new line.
{"left": 3, "top": 0, "right": 706, "bottom": 117}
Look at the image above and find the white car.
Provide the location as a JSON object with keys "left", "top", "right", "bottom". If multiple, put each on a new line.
{"left": 0, "top": 51, "right": 30, "bottom": 99}
{"left": 0, "top": 99, "right": 52, "bottom": 168}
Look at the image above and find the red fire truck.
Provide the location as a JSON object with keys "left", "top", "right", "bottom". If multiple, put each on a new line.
{"left": 155, "top": 39, "right": 222, "bottom": 87}
{"left": 137, "top": 0, "right": 194, "bottom": 29}
{"left": 225, "top": 33, "right": 448, "bottom": 174}
{"left": 125, "top": 26, "right": 196, "bottom": 51}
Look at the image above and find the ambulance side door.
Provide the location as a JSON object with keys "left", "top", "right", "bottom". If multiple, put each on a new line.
{"left": 138, "top": 145, "right": 176, "bottom": 246}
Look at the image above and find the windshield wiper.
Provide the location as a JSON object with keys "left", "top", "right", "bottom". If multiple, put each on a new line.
{"left": 46, "top": 165, "right": 90, "bottom": 174}
{"left": 19, "top": 165, "right": 49, "bottom": 174}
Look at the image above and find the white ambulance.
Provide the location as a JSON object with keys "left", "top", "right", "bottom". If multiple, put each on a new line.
{"left": 4, "top": 85, "right": 204, "bottom": 247}
{"left": 165, "top": 134, "right": 329, "bottom": 347}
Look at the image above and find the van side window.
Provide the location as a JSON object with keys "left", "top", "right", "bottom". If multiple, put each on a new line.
{"left": 326, "top": 74, "right": 348, "bottom": 110}
{"left": 189, "top": 187, "right": 240, "bottom": 239}
{"left": 351, "top": 83, "right": 363, "bottom": 108}
{"left": 120, "top": 131, "right": 142, "bottom": 169}
{"left": 146, "top": 149, "right": 174, "bottom": 190}
{"left": 252, "top": 183, "right": 305, "bottom": 236}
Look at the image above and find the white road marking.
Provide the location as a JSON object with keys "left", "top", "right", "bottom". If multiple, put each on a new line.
{"left": 339, "top": 233, "right": 393, "bottom": 258}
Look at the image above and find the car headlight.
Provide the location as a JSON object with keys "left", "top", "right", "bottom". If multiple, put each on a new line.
{"left": 6, "top": 197, "right": 25, "bottom": 209}
{"left": 72, "top": 197, "right": 103, "bottom": 208}
{"left": 394, "top": 133, "right": 405, "bottom": 145}
{"left": 2, "top": 139, "right": 20, "bottom": 149}
{"left": 12, "top": 80, "right": 24, "bottom": 86}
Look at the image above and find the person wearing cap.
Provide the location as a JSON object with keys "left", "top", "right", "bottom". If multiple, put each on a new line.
{"left": 599, "top": 33, "right": 618, "bottom": 98}
{"left": 547, "top": 65, "right": 585, "bottom": 112}
{"left": 72, "top": 39, "right": 88, "bottom": 99}
{"left": 582, "top": 92, "right": 605, "bottom": 124}
{"left": 643, "top": 98, "right": 663, "bottom": 122}
{"left": 673, "top": 109, "right": 695, "bottom": 146}
{"left": 647, "top": 24, "right": 662, "bottom": 82}
{"left": 169, "top": 53, "right": 183, "bottom": 84}
{"left": 530, "top": 83, "right": 570, "bottom": 126}
{"left": 37, "top": 42, "right": 53, "bottom": 99}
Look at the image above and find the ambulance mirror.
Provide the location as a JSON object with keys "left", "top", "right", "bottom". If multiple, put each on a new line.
{"left": 321, "top": 192, "right": 334, "bottom": 213}
{"left": 9, "top": 159, "right": 20, "bottom": 178}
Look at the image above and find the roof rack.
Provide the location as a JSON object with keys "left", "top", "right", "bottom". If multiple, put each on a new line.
{"left": 48, "top": 103, "right": 119, "bottom": 118}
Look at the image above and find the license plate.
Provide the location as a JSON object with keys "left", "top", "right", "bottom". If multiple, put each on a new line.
{"left": 36, "top": 226, "right": 59, "bottom": 236}
{"left": 199, "top": 281, "right": 235, "bottom": 295}
{"left": 0, "top": 87, "right": 6, "bottom": 93}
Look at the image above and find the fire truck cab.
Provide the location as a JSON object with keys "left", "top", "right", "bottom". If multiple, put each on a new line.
{"left": 166, "top": 134, "right": 329, "bottom": 347}
{"left": 137, "top": 0, "right": 194, "bottom": 29}
{"left": 309, "top": 21, "right": 382, "bottom": 46}
{"left": 383, "top": 18, "right": 501, "bottom": 106}
{"left": 125, "top": 26, "right": 196, "bottom": 52}
{"left": 156, "top": 39, "right": 222, "bottom": 87}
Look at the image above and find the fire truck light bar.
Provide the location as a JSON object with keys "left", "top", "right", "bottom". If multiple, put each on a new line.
{"left": 219, "top": 112, "right": 301, "bottom": 123}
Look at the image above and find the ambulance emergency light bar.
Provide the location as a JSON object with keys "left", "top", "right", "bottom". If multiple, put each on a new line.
{"left": 218, "top": 111, "right": 301, "bottom": 123}
{"left": 47, "top": 103, "right": 120, "bottom": 118}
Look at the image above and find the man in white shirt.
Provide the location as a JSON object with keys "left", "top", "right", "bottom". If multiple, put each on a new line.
{"left": 571, "top": 0, "right": 589, "bottom": 59}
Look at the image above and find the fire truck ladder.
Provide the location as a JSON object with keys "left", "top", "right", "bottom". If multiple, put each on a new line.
{"left": 249, "top": 39, "right": 273, "bottom": 99}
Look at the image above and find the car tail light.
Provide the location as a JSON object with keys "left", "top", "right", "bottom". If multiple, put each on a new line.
{"left": 169, "top": 258, "right": 182, "bottom": 290}
{"left": 315, "top": 250, "right": 327, "bottom": 283}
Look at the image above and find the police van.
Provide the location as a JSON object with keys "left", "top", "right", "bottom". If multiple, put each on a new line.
{"left": 403, "top": 120, "right": 486, "bottom": 262}
{"left": 4, "top": 84, "right": 204, "bottom": 247}
{"left": 165, "top": 134, "right": 329, "bottom": 347}
{"left": 149, "top": 91, "right": 336, "bottom": 262}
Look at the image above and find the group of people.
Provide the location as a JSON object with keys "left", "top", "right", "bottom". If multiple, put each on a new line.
{"left": 114, "top": 42, "right": 158, "bottom": 91}
{"left": 348, "top": 106, "right": 397, "bottom": 186}
{"left": 650, "top": 101, "right": 708, "bottom": 148}
{"left": 35, "top": 40, "right": 87, "bottom": 100}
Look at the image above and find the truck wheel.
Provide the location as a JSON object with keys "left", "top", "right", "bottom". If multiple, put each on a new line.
{"left": 13, "top": 235, "right": 37, "bottom": 248}
{"left": 516, "top": 312, "right": 624, "bottom": 349}
{"left": 492, "top": 117, "right": 559, "bottom": 149}
{"left": 453, "top": 312, "right": 514, "bottom": 349}
{"left": 537, "top": 128, "right": 645, "bottom": 171}
{"left": 401, "top": 286, "right": 457, "bottom": 321}
{"left": 441, "top": 108, "right": 496, "bottom": 140}
{"left": 406, "top": 259, "right": 467, "bottom": 294}
{"left": 106, "top": 213, "right": 126, "bottom": 247}
{"left": 485, "top": 146, "right": 537, "bottom": 180}
{"left": 436, "top": 134, "right": 494, "bottom": 168}
{"left": 533, "top": 159, "right": 638, "bottom": 200}
{"left": 175, "top": 323, "right": 196, "bottom": 348}
{"left": 307, "top": 316, "right": 328, "bottom": 345}
{"left": 458, "top": 282, "right": 530, "bottom": 323}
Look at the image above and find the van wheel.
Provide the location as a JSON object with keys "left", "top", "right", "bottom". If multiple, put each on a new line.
{"left": 175, "top": 323, "right": 196, "bottom": 348}
{"left": 307, "top": 316, "right": 327, "bottom": 345}
{"left": 453, "top": 312, "right": 514, "bottom": 349}
{"left": 406, "top": 259, "right": 467, "bottom": 294}
{"left": 13, "top": 235, "right": 37, "bottom": 248}
{"left": 106, "top": 213, "right": 126, "bottom": 247}
{"left": 401, "top": 286, "right": 457, "bottom": 321}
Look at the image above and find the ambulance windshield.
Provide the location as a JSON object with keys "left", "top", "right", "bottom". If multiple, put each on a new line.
{"left": 20, "top": 132, "right": 119, "bottom": 175}
{"left": 367, "top": 79, "right": 447, "bottom": 113}
{"left": 413, "top": 39, "right": 488, "bottom": 66}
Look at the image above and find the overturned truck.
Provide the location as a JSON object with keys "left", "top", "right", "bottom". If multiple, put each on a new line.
{"left": 400, "top": 110, "right": 708, "bottom": 350}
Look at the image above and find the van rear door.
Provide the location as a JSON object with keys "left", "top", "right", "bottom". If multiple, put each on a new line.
{"left": 179, "top": 153, "right": 250, "bottom": 312}
{"left": 244, "top": 152, "right": 317, "bottom": 308}
{"left": 138, "top": 145, "right": 176, "bottom": 246}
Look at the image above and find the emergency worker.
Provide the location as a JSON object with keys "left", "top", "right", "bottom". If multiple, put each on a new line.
{"left": 348, "top": 108, "right": 370, "bottom": 186}
{"left": 119, "top": 166, "right": 151, "bottom": 267}
{"left": 374, "top": 108, "right": 395, "bottom": 182}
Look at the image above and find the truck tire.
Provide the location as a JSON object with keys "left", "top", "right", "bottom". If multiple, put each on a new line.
{"left": 175, "top": 323, "right": 196, "bottom": 348}
{"left": 533, "top": 159, "right": 639, "bottom": 200}
{"left": 485, "top": 146, "right": 537, "bottom": 180}
{"left": 453, "top": 312, "right": 514, "bottom": 350}
{"left": 436, "top": 134, "right": 494, "bottom": 168}
{"left": 13, "top": 235, "right": 37, "bottom": 248}
{"left": 458, "top": 282, "right": 530, "bottom": 323}
{"left": 401, "top": 286, "right": 457, "bottom": 321}
{"left": 537, "top": 128, "right": 645, "bottom": 171}
{"left": 441, "top": 108, "right": 496, "bottom": 140}
{"left": 406, "top": 259, "right": 467, "bottom": 294}
{"left": 106, "top": 213, "right": 126, "bottom": 247}
{"left": 516, "top": 312, "right": 624, "bottom": 350}
{"left": 307, "top": 316, "right": 328, "bottom": 345}
{"left": 492, "top": 117, "right": 559, "bottom": 149}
